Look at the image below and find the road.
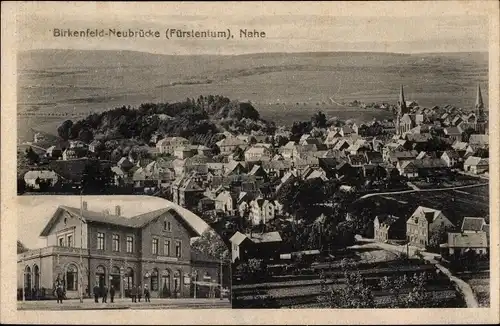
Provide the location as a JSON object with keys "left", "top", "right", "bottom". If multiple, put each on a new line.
{"left": 17, "top": 298, "right": 231, "bottom": 310}
{"left": 352, "top": 237, "right": 479, "bottom": 308}
{"left": 357, "top": 182, "right": 489, "bottom": 200}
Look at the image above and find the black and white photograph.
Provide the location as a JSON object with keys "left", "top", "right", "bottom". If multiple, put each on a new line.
{"left": 2, "top": 1, "right": 499, "bottom": 324}
{"left": 17, "top": 195, "right": 231, "bottom": 310}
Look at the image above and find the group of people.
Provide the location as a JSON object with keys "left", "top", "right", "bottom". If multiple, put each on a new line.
{"left": 129, "top": 284, "right": 151, "bottom": 303}
{"left": 92, "top": 283, "right": 151, "bottom": 303}
{"left": 92, "top": 284, "right": 117, "bottom": 303}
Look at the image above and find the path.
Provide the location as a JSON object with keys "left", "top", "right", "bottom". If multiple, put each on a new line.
{"left": 356, "top": 182, "right": 489, "bottom": 201}
{"left": 353, "top": 238, "right": 479, "bottom": 308}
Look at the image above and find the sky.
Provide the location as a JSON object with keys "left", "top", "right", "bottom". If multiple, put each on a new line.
{"left": 14, "top": 1, "right": 490, "bottom": 55}
{"left": 17, "top": 196, "right": 209, "bottom": 250}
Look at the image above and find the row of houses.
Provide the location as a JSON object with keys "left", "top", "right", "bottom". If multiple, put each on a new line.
{"left": 374, "top": 206, "right": 489, "bottom": 254}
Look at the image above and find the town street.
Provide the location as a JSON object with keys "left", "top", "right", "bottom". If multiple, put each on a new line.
{"left": 17, "top": 298, "right": 231, "bottom": 310}
{"left": 352, "top": 236, "right": 479, "bottom": 308}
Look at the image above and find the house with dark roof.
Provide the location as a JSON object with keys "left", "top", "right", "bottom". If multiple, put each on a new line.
{"left": 229, "top": 231, "right": 282, "bottom": 262}
{"left": 17, "top": 202, "right": 222, "bottom": 299}
{"left": 406, "top": 206, "right": 454, "bottom": 249}
{"left": 374, "top": 214, "right": 406, "bottom": 242}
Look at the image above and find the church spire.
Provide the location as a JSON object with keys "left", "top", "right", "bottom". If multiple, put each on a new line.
{"left": 475, "top": 84, "right": 484, "bottom": 110}
{"left": 398, "top": 84, "right": 407, "bottom": 114}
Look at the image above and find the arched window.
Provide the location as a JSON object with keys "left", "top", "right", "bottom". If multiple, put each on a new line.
{"left": 66, "top": 264, "right": 78, "bottom": 291}
{"left": 24, "top": 266, "right": 32, "bottom": 290}
{"left": 33, "top": 264, "right": 40, "bottom": 289}
{"left": 150, "top": 268, "right": 159, "bottom": 291}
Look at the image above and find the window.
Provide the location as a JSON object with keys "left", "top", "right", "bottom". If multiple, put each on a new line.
{"left": 126, "top": 236, "right": 134, "bottom": 253}
{"left": 163, "top": 220, "right": 172, "bottom": 231}
{"left": 164, "top": 239, "right": 170, "bottom": 256}
{"left": 175, "top": 240, "right": 181, "bottom": 258}
{"left": 151, "top": 269, "right": 159, "bottom": 291}
{"left": 112, "top": 234, "right": 120, "bottom": 252}
{"left": 58, "top": 237, "right": 65, "bottom": 247}
{"left": 67, "top": 235, "right": 73, "bottom": 247}
{"left": 97, "top": 232, "right": 105, "bottom": 250}
{"left": 152, "top": 238, "right": 159, "bottom": 255}
{"left": 66, "top": 265, "right": 78, "bottom": 291}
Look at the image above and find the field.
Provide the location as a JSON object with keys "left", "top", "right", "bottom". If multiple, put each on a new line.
{"left": 361, "top": 184, "right": 489, "bottom": 226}
{"left": 17, "top": 50, "right": 488, "bottom": 142}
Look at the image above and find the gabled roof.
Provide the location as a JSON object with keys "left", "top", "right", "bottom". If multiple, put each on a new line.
{"left": 375, "top": 214, "right": 402, "bottom": 227}
{"left": 461, "top": 217, "right": 486, "bottom": 232}
{"left": 409, "top": 206, "right": 450, "bottom": 225}
{"left": 248, "top": 231, "right": 282, "bottom": 243}
{"left": 40, "top": 205, "right": 205, "bottom": 237}
{"left": 464, "top": 156, "right": 488, "bottom": 166}
{"left": 230, "top": 231, "right": 249, "bottom": 245}
{"left": 468, "top": 134, "right": 489, "bottom": 146}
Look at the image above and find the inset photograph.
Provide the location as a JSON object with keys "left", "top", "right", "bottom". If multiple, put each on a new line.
{"left": 17, "top": 196, "right": 230, "bottom": 310}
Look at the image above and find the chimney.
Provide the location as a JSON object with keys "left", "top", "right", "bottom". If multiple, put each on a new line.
{"left": 115, "top": 205, "right": 121, "bottom": 216}
{"left": 82, "top": 201, "right": 88, "bottom": 211}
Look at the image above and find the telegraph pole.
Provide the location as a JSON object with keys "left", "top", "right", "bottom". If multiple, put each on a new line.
{"left": 193, "top": 270, "right": 197, "bottom": 299}
{"left": 219, "top": 254, "right": 223, "bottom": 300}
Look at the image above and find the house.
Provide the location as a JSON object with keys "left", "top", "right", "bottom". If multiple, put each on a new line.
{"left": 374, "top": 214, "right": 406, "bottom": 242}
{"left": 214, "top": 190, "right": 238, "bottom": 215}
{"left": 406, "top": 206, "right": 454, "bottom": 248}
{"left": 224, "top": 161, "right": 247, "bottom": 176}
{"left": 17, "top": 203, "right": 219, "bottom": 299}
{"left": 216, "top": 137, "right": 247, "bottom": 155}
{"left": 156, "top": 137, "right": 190, "bottom": 155}
{"left": 261, "top": 160, "right": 293, "bottom": 178}
{"left": 442, "top": 232, "right": 488, "bottom": 256}
{"left": 230, "top": 231, "right": 282, "bottom": 262}
{"left": 249, "top": 198, "right": 278, "bottom": 225}
{"left": 171, "top": 173, "right": 205, "bottom": 209}
{"left": 413, "top": 158, "right": 449, "bottom": 177}
{"left": 365, "top": 151, "right": 383, "bottom": 165}
{"left": 89, "top": 140, "right": 103, "bottom": 153}
{"left": 397, "top": 161, "right": 419, "bottom": 179}
{"left": 184, "top": 154, "right": 214, "bottom": 175}
{"left": 281, "top": 141, "right": 297, "bottom": 159}
{"left": 248, "top": 164, "right": 268, "bottom": 180}
{"left": 174, "top": 146, "right": 196, "bottom": 160}
{"left": 62, "top": 148, "right": 88, "bottom": 161}
{"left": 441, "top": 150, "right": 461, "bottom": 168}
{"left": 46, "top": 145, "right": 63, "bottom": 159}
{"left": 468, "top": 134, "right": 489, "bottom": 148}
{"left": 461, "top": 217, "right": 488, "bottom": 233}
{"left": 117, "top": 157, "right": 135, "bottom": 172}
{"left": 463, "top": 156, "right": 488, "bottom": 174}
{"left": 444, "top": 127, "right": 461, "bottom": 142}
{"left": 24, "top": 170, "right": 59, "bottom": 189}
{"left": 244, "top": 145, "right": 272, "bottom": 162}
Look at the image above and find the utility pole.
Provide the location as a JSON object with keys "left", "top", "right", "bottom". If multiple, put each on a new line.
{"left": 219, "top": 254, "right": 223, "bottom": 300}
{"left": 193, "top": 270, "right": 197, "bottom": 299}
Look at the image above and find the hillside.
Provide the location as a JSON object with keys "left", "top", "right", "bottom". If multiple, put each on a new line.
{"left": 17, "top": 49, "right": 489, "bottom": 141}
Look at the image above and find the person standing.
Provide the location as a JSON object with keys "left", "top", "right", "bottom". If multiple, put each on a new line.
{"left": 93, "top": 283, "right": 100, "bottom": 303}
{"left": 131, "top": 285, "right": 137, "bottom": 303}
{"left": 144, "top": 284, "right": 151, "bottom": 303}
{"left": 102, "top": 284, "right": 108, "bottom": 303}
{"left": 109, "top": 285, "right": 115, "bottom": 303}
{"left": 137, "top": 284, "right": 142, "bottom": 302}
{"left": 56, "top": 285, "right": 63, "bottom": 304}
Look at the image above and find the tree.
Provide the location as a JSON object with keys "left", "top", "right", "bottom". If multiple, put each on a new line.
{"left": 319, "top": 270, "right": 375, "bottom": 308}
{"left": 57, "top": 120, "right": 73, "bottom": 140}
{"left": 428, "top": 224, "right": 453, "bottom": 250}
{"left": 78, "top": 127, "right": 94, "bottom": 143}
{"left": 311, "top": 111, "right": 327, "bottom": 128}
{"left": 461, "top": 127, "right": 476, "bottom": 142}
{"left": 232, "top": 146, "right": 245, "bottom": 161}
{"left": 191, "top": 229, "right": 229, "bottom": 260}
{"left": 25, "top": 147, "right": 39, "bottom": 165}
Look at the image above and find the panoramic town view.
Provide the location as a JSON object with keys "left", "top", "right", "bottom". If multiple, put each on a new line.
{"left": 14, "top": 3, "right": 491, "bottom": 311}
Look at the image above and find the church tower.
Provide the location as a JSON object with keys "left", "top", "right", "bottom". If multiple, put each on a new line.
{"left": 396, "top": 85, "right": 408, "bottom": 135}
{"left": 475, "top": 84, "right": 487, "bottom": 134}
